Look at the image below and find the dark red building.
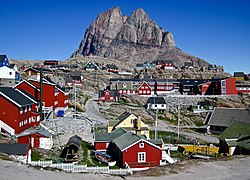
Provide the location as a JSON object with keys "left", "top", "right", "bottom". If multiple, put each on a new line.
{"left": 98, "top": 89, "right": 120, "bottom": 102}
{"left": 137, "top": 81, "right": 152, "bottom": 96}
{"left": 108, "top": 132, "right": 162, "bottom": 168}
{"left": 0, "top": 87, "right": 38, "bottom": 135}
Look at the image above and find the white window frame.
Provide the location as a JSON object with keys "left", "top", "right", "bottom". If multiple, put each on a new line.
{"left": 138, "top": 152, "right": 146, "bottom": 163}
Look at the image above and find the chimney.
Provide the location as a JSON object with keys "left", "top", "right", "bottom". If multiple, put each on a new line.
{"left": 136, "top": 116, "right": 141, "bottom": 130}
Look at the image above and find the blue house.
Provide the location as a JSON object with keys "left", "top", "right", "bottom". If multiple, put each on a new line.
{"left": 143, "top": 62, "right": 153, "bottom": 69}
{"left": 0, "top": 55, "right": 9, "bottom": 67}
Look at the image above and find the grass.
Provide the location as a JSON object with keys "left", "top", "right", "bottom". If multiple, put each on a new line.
{"left": 31, "top": 149, "right": 43, "bottom": 161}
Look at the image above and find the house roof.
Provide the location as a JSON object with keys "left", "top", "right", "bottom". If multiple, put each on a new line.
{"left": 234, "top": 72, "right": 245, "bottom": 77}
{"left": 0, "top": 55, "right": 7, "bottom": 62}
{"left": 112, "top": 132, "right": 141, "bottom": 151}
{"left": 136, "top": 63, "right": 144, "bottom": 67}
{"left": 237, "top": 137, "right": 250, "bottom": 150}
{"left": 48, "top": 76, "right": 66, "bottom": 84}
{"left": 95, "top": 128, "right": 128, "bottom": 142}
{"left": 66, "top": 135, "right": 82, "bottom": 148}
{"left": 219, "top": 121, "right": 250, "bottom": 140}
{"left": 17, "top": 89, "right": 38, "bottom": 103}
{"left": 146, "top": 97, "right": 166, "bottom": 105}
{"left": 17, "top": 126, "right": 52, "bottom": 138}
{"left": 0, "top": 143, "right": 29, "bottom": 155}
{"left": 8, "top": 64, "right": 17, "bottom": 69}
{"left": 14, "top": 79, "right": 40, "bottom": 92}
{"left": 178, "top": 79, "right": 209, "bottom": 86}
{"left": 208, "top": 107, "right": 250, "bottom": 127}
{"left": 155, "top": 79, "right": 179, "bottom": 83}
{"left": 0, "top": 87, "right": 35, "bottom": 107}
{"left": 107, "top": 64, "right": 119, "bottom": 70}
{"left": 112, "top": 132, "right": 161, "bottom": 151}
{"left": 114, "top": 111, "right": 135, "bottom": 127}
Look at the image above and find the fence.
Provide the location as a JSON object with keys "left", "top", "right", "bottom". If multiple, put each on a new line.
{"left": 28, "top": 161, "right": 132, "bottom": 175}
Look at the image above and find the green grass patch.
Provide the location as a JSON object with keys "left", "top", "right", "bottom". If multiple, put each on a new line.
{"left": 31, "top": 149, "right": 43, "bottom": 161}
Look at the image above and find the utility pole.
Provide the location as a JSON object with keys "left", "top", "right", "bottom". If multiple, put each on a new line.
{"left": 177, "top": 101, "right": 180, "bottom": 138}
{"left": 155, "top": 108, "right": 158, "bottom": 140}
{"left": 40, "top": 67, "right": 43, "bottom": 121}
{"left": 74, "top": 84, "right": 77, "bottom": 113}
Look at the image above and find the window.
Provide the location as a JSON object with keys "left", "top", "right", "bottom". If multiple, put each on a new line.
{"left": 9, "top": 72, "right": 12, "bottom": 75}
{"left": 139, "top": 142, "right": 144, "bottom": 148}
{"left": 138, "top": 152, "right": 146, "bottom": 162}
{"left": 130, "top": 119, "right": 134, "bottom": 125}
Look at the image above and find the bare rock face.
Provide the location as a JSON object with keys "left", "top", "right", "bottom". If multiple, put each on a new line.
{"left": 71, "top": 7, "right": 209, "bottom": 68}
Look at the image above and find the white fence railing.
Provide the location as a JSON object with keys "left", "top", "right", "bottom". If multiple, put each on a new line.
{"left": 28, "top": 161, "right": 132, "bottom": 175}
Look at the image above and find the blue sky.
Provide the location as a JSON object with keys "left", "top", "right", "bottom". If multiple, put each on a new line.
{"left": 0, "top": 0, "right": 249, "bottom": 74}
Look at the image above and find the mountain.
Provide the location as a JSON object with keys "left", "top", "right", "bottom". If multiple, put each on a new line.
{"left": 71, "top": 6, "right": 210, "bottom": 68}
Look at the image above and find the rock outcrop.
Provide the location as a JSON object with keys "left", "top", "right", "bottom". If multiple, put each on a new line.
{"left": 71, "top": 6, "right": 210, "bottom": 68}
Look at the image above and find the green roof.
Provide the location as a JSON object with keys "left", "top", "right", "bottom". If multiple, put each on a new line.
{"left": 95, "top": 128, "right": 128, "bottom": 142}
{"left": 112, "top": 132, "right": 141, "bottom": 151}
{"left": 238, "top": 138, "right": 250, "bottom": 150}
{"left": 219, "top": 121, "right": 250, "bottom": 140}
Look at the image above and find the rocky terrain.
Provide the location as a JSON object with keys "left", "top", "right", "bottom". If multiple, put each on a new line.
{"left": 71, "top": 7, "right": 210, "bottom": 68}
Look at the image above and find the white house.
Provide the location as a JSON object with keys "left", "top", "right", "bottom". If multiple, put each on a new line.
{"left": 146, "top": 97, "right": 167, "bottom": 112}
{"left": 0, "top": 66, "right": 15, "bottom": 79}
{"left": 0, "top": 66, "right": 16, "bottom": 87}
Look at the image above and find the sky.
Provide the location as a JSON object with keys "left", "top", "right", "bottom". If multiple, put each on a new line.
{"left": 0, "top": 0, "right": 250, "bottom": 74}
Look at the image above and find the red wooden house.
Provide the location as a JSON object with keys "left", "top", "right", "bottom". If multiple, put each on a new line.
{"left": 55, "top": 86, "right": 69, "bottom": 112}
{"left": 30, "top": 79, "right": 57, "bottom": 109}
{"left": 107, "top": 132, "right": 162, "bottom": 168}
{"left": 98, "top": 89, "right": 120, "bottom": 102}
{"left": 205, "top": 77, "right": 238, "bottom": 95}
{"left": 15, "top": 79, "right": 68, "bottom": 114}
{"left": 0, "top": 87, "right": 38, "bottom": 135}
{"left": 236, "top": 85, "right": 250, "bottom": 93}
{"left": 137, "top": 81, "right": 152, "bottom": 96}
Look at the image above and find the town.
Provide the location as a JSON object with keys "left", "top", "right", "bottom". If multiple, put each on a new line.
{"left": 0, "top": 54, "right": 250, "bottom": 175}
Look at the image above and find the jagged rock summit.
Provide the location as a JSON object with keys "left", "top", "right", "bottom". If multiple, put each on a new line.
{"left": 71, "top": 6, "right": 209, "bottom": 68}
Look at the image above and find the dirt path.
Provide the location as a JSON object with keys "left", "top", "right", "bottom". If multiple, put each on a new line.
{"left": 1, "top": 156, "right": 250, "bottom": 180}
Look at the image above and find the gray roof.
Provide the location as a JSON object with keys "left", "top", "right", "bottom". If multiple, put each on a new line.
{"left": 112, "top": 132, "right": 161, "bottom": 151}
{"left": 112, "top": 132, "right": 141, "bottom": 151}
{"left": 95, "top": 128, "right": 128, "bottom": 142}
{"left": 112, "top": 111, "right": 134, "bottom": 128}
{"left": 0, "top": 87, "right": 35, "bottom": 107}
{"left": 0, "top": 143, "right": 29, "bottom": 155}
{"left": 66, "top": 135, "right": 82, "bottom": 148}
{"left": 107, "top": 64, "right": 119, "bottom": 70}
{"left": 18, "top": 89, "right": 38, "bottom": 103}
{"left": 146, "top": 97, "right": 166, "bottom": 105}
{"left": 208, "top": 107, "right": 250, "bottom": 127}
{"left": 17, "top": 126, "right": 51, "bottom": 138}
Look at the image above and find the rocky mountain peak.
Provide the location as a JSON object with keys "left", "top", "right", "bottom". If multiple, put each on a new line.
{"left": 71, "top": 7, "right": 209, "bottom": 68}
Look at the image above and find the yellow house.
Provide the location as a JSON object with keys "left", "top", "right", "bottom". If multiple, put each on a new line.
{"left": 108, "top": 111, "right": 150, "bottom": 139}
